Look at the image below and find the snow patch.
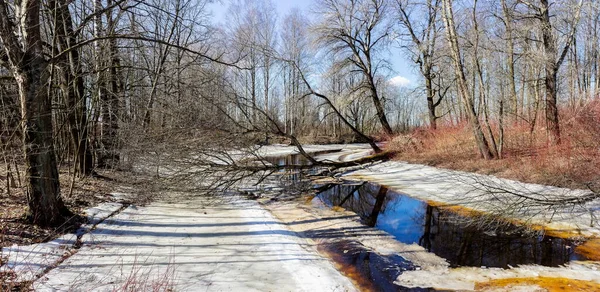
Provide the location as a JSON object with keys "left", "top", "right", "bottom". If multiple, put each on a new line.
{"left": 0, "top": 202, "right": 124, "bottom": 284}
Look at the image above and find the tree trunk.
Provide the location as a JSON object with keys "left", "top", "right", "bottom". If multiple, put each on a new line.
{"left": 501, "top": 0, "right": 518, "bottom": 120}
{"left": 264, "top": 55, "right": 270, "bottom": 143}
{"left": 52, "top": 0, "right": 93, "bottom": 176}
{"left": 472, "top": 1, "right": 499, "bottom": 158}
{"left": 441, "top": 0, "right": 494, "bottom": 159}
{"left": 102, "top": 0, "right": 122, "bottom": 167}
{"left": 540, "top": 0, "right": 561, "bottom": 144}
{"left": 425, "top": 70, "right": 437, "bottom": 130}
{"left": 367, "top": 74, "right": 393, "bottom": 135}
{"left": 0, "top": 0, "right": 72, "bottom": 226}
{"left": 17, "top": 58, "right": 70, "bottom": 225}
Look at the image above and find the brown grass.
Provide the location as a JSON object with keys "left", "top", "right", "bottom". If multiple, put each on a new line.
{"left": 388, "top": 100, "right": 600, "bottom": 190}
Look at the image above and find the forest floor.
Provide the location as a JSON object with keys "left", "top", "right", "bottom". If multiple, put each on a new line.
{"left": 0, "top": 168, "right": 152, "bottom": 249}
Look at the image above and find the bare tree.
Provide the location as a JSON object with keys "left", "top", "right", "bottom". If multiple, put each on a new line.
{"left": 396, "top": 0, "right": 445, "bottom": 129}
{"left": 441, "top": 0, "right": 496, "bottom": 159}
{"left": 280, "top": 9, "right": 311, "bottom": 137}
{"left": 517, "top": 0, "right": 584, "bottom": 144}
{"left": 314, "top": 0, "right": 395, "bottom": 135}
{"left": 0, "top": 0, "right": 72, "bottom": 225}
{"left": 49, "top": 0, "right": 94, "bottom": 175}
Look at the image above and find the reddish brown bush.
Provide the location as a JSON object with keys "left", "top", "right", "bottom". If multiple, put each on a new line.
{"left": 389, "top": 101, "right": 600, "bottom": 189}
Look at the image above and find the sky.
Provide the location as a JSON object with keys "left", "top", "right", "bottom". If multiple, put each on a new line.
{"left": 208, "top": 0, "right": 418, "bottom": 87}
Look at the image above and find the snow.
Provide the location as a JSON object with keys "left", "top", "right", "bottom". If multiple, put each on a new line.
{"left": 6, "top": 143, "right": 600, "bottom": 291}
{"left": 254, "top": 143, "right": 371, "bottom": 159}
{"left": 1, "top": 202, "right": 123, "bottom": 283}
{"left": 33, "top": 197, "right": 356, "bottom": 291}
{"left": 395, "top": 262, "right": 600, "bottom": 290}
{"left": 346, "top": 160, "right": 600, "bottom": 238}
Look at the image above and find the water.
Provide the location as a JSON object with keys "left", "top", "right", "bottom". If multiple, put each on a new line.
{"left": 263, "top": 149, "right": 340, "bottom": 166}
{"left": 261, "top": 152, "right": 589, "bottom": 290}
{"left": 315, "top": 182, "right": 587, "bottom": 268}
{"left": 318, "top": 240, "right": 429, "bottom": 292}
{"left": 264, "top": 153, "right": 311, "bottom": 166}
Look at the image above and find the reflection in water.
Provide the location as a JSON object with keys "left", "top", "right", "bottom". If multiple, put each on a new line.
{"left": 319, "top": 240, "right": 427, "bottom": 292}
{"left": 315, "top": 182, "right": 587, "bottom": 268}
{"left": 367, "top": 185, "right": 388, "bottom": 227}
{"left": 264, "top": 153, "right": 311, "bottom": 166}
{"left": 263, "top": 151, "right": 332, "bottom": 181}
{"left": 263, "top": 149, "right": 341, "bottom": 166}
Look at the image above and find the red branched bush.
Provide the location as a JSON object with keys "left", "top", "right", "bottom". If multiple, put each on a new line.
{"left": 388, "top": 100, "right": 600, "bottom": 189}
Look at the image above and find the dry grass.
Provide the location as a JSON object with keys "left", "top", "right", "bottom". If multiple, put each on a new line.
{"left": 389, "top": 100, "right": 600, "bottom": 190}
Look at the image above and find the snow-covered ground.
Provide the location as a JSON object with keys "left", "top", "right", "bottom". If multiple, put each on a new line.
{"left": 1, "top": 203, "right": 123, "bottom": 283}
{"left": 32, "top": 197, "right": 355, "bottom": 291}
{"left": 5, "top": 143, "right": 600, "bottom": 291}
{"left": 254, "top": 143, "right": 372, "bottom": 159}
{"left": 347, "top": 160, "right": 600, "bottom": 238}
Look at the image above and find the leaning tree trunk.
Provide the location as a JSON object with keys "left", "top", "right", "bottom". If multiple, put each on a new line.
{"left": 367, "top": 74, "right": 394, "bottom": 135}
{"left": 441, "top": 0, "right": 494, "bottom": 159}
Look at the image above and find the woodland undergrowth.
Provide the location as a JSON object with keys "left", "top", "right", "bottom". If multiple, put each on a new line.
{"left": 389, "top": 100, "right": 600, "bottom": 190}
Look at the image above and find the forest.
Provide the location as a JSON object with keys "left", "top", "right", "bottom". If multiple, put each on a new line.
{"left": 0, "top": 0, "right": 599, "bottom": 245}
{"left": 2, "top": 0, "right": 600, "bottom": 290}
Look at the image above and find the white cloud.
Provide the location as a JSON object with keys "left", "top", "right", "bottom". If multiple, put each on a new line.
{"left": 389, "top": 75, "right": 411, "bottom": 87}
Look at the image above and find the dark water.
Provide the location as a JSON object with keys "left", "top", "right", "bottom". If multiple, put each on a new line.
{"left": 319, "top": 240, "right": 430, "bottom": 292}
{"left": 315, "top": 182, "right": 587, "bottom": 268}
{"left": 263, "top": 149, "right": 340, "bottom": 166}
{"left": 264, "top": 153, "right": 311, "bottom": 166}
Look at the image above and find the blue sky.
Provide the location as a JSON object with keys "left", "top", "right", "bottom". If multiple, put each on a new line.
{"left": 208, "top": 0, "right": 418, "bottom": 86}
